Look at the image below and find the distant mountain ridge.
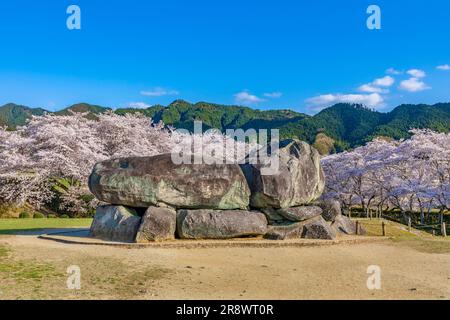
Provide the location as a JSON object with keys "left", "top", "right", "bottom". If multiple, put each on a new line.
{"left": 1, "top": 100, "right": 449, "bottom": 154}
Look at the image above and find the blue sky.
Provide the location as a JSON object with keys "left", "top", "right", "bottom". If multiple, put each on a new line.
{"left": 0, "top": 0, "right": 449, "bottom": 114}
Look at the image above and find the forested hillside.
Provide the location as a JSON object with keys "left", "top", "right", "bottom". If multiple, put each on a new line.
{"left": 1, "top": 100, "right": 449, "bottom": 154}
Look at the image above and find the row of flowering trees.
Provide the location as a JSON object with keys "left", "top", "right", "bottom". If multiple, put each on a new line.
{"left": 1, "top": 111, "right": 448, "bottom": 220}
{"left": 0, "top": 112, "right": 176, "bottom": 216}
{"left": 321, "top": 130, "right": 450, "bottom": 224}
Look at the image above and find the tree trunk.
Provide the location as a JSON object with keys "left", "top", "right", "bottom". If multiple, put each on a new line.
{"left": 401, "top": 211, "right": 408, "bottom": 225}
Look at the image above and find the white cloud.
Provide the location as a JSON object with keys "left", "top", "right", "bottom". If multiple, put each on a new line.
{"left": 437, "top": 64, "right": 450, "bottom": 71}
{"left": 141, "top": 87, "right": 180, "bottom": 97}
{"left": 406, "top": 69, "right": 426, "bottom": 78}
{"left": 386, "top": 68, "right": 402, "bottom": 75}
{"left": 263, "top": 91, "right": 283, "bottom": 98}
{"left": 306, "top": 93, "right": 384, "bottom": 112}
{"left": 373, "top": 76, "right": 395, "bottom": 87}
{"left": 358, "top": 76, "right": 394, "bottom": 93}
{"left": 399, "top": 78, "right": 430, "bottom": 92}
{"left": 125, "top": 102, "right": 151, "bottom": 109}
{"left": 234, "top": 91, "right": 265, "bottom": 105}
{"left": 358, "top": 84, "right": 386, "bottom": 93}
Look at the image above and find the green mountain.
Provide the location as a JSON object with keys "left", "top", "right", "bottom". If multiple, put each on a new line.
{"left": 0, "top": 103, "right": 108, "bottom": 129}
{"left": 55, "top": 103, "right": 112, "bottom": 116}
{"left": 370, "top": 103, "right": 450, "bottom": 140}
{"left": 0, "top": 103, "right": 47, "bottom": 129}
{"left": 116, "top": 100, "right": 306, "bottom": 132}
{"left": 1, "top": 101, "right": 449, "bottom": 153}
{"left": 281, "top": 103, "right": 450, "bottom": 151}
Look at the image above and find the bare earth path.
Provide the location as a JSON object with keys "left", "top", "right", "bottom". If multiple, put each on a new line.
{"left": 1, "top": 233, "right": 450, "bottom": 300}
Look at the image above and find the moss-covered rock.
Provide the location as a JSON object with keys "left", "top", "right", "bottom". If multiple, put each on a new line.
{"left": 89, "top": 154, "right": 251, "bottom": 210}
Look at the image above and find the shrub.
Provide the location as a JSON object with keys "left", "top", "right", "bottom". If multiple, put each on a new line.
{"left": 60, "top": 214, "right": 70, "bottom": 219}
{"left": 47, "top": 214, "right": 57, "bottom": 219}
{"left": 19, "top": 211, "right": 32, "bottom": 219}
{"left": 33, "top": 212, "right": 45, "bottom": 219}
{"left": 0, "top": 205, "right": 23, "bottom": 218}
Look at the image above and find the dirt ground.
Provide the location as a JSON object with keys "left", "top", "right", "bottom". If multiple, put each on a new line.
{"left": 1, "top": 233, "right": 450, "bottom": 300}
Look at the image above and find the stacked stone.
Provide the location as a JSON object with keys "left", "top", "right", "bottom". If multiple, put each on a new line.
{"left": 88, "top": 139, "right": 362, "bottom": 243}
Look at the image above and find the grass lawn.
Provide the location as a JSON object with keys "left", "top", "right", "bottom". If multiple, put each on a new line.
{"left": 0, "top": 218, "right": 93, "bottom": 235}
{"left": 358, "top": 218, "right": 425, "bottom": 238}
{"left": 359, "top": 218, "right": 450, "bottom": 254}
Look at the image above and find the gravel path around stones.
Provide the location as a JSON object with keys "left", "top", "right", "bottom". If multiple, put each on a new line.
{"left": 1, "top": 233, "right": 450, "bottom": 299}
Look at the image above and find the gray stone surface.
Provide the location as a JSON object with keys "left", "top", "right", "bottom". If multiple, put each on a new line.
{"left": 318, "top": 199, "right": 342, "bottom": 221}
{"left": 89, "top": 154, "right": 250, "bottom": 210}
{"left": 241, "top": 139, "right": 325, "bottom": 209}
{"left": 301, "top": 216, "right": 336, "bottom": 240}
{"left": 277, "top": 206, "right": 323, "bottom": 222}
{"left": 89, "top": 205, "right": 141, "bottom": 243}
{"left": 177, "top": 209, "right": 268, "bottom": 239}
{"left": 264, "top": 223, "right": 303, "bottom": 240}
{"left": 260, "top": 208, "right": 288, "bottom": 224}
{"left": 135, "top": 206, "right": 177, "bottom": 242}
{"left": 331, "top": 215, "right": 367, "bottom": 235}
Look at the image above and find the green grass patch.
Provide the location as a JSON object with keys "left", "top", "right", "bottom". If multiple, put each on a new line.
{"left": 358, "top": 218, "right": 424, "bottom": 239}
{"left": 0, "top": 218, "right": 92, "bottom": 234}
{"left": 0, "top": 243, "right": 63, "bottom": 296}
{"left": 0, "top": 245, "right": 9, "bottom": 258}
{"left": 358, "top": 218, "right": 450, "bottom": 254}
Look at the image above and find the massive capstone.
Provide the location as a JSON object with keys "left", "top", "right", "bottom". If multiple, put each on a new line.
{"left": 89, "top": 154, "right": 251, "bottom": 210}
{"left": 241, "top": 139, "right": 325, "bottom": 209}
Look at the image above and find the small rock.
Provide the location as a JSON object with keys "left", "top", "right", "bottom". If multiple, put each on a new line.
{"left": 331, "top": 215, "right": 367, "bottom": 235}
{"left": 317, "top": 199, "right": 342, "bottom": 222}
{"left": 301, "top": 216, "right": 337, "bottom": 240}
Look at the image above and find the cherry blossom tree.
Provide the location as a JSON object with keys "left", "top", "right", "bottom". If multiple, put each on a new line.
{"left": 0, "top": 112, "right": 256, "bottom": 215}
{"left": 322, "top": 130, "right": 450, "bottom": 222}
{"left": 0, "top": 112, "right": 174, "bottom": 214}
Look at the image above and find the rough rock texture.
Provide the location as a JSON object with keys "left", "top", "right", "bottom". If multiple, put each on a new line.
{"left": 177, "top": 209, "right": 268, "bottom": 239}
{"left": 301, "top": 216, "right": 336, "bottom": 240}
{"left": 89, "top": 205, "right": 141, "bottom": 243}
{"left": 135, "top": 206, "right": 176, "bottom": 242}
{"left": 241, "top": 139, "right": 325, "bottom": 209}
{"left": 89, "top": 154, "right": 251, "bottom": 209}
{"left": 331, "top": 215, "right": 366, "bottom": 235}
{"left": 260, "top": 208, "right": 287, "bottom": 224}
{"left": 264, "top": 223, "right": 303, "bottom": 240}
{"left": 277, "top": 206, "right": 323, "bottom": 222}
{"left": 318, "top": 199, "right": 342, "bottom": 222}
